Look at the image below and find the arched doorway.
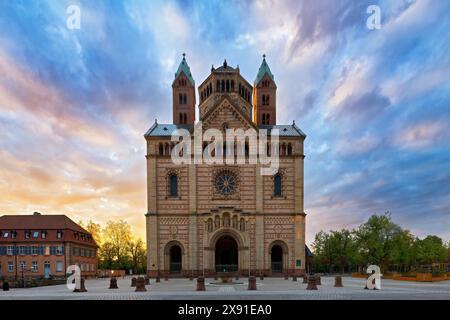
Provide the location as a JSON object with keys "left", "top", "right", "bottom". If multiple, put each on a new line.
{"left": 169, "top": 245, "right": 182, "bottom": 273}
{"left": 271, "top": 245, "right": 283, "bottom": 273}
{"left": 215, "top": 235, "right": 238, "bottom": 273}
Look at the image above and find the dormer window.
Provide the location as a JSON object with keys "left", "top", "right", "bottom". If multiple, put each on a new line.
{"left": 56, "top": 230, "right": 63, "bottom": 239}
{"left": 41, "top": 231, "right": 47, "bottom": 239}
{"left": 3, "top": 232, "right": 9, "bottom": 238}
{"left": 11, "top": 231, "right": 17, "bottom": 239}
{"left": 33, "top": 231, "right": 39, "bottom": 238}
{"left": 25, "top": 230, "right": 31, "bottom": 239}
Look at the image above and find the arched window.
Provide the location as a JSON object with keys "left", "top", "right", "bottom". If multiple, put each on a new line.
{"left": 266, "top": 114, "right": 270, "bottom": 124}
{"left": 231, "top": 80, "right": 234, "bottom": 91}
{"left": 274, "top": 173, "right": 282, "bottom": 196}
{"left": 200, "top": 92, "right": 204, "bottom": 102}
{"left": 215, "top": 215, "right": 220, "bottom": 229}
{"left": 159, "top": 143, "right": 164, "bottom": 155}
{"left": 179, "top": 113, "right": 183, "bottom": 124}
{"left": 216, "top": 80, "right": 220, "bottom": 92}
{"left": 179, "top": 93, "right": 183, "bottom": 104}
{"left": 183, "top": 113, "right": 187, "bottom": 124}
{"left": 209, "top": 83, "right": 212, "bottom": 95}
{"left": 262, "top": 113, "right": 266, "bottom": 124}
{"left": 169, "top": 174, "right": 178, "bottom": 197}
{"left": 239, "top": 218, "right": 246, "bottom": 232}
{"left": 287, "top": 143, "right": 292, "bottom": 156}
{"left": 266, "top": 94, "right": 270, "bottom": 105}
{"left": 183, "top": 94, "right": 187, "bottom": 104}
{"left": 165, "top": 143, "right": 170, "bottom": 156}
{"left": 226, "top": 80, "right": 230, "bottom": 92}
{"left": 221, "top": 80, "right": 225, "bottom": 92}
{"left": 281, "top": 143, "right": 286, "bottom": 156}
{"left": 207, "top": 218, "right": 213, "bottom": 233}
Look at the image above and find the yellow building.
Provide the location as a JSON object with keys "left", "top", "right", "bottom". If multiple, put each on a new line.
{"left": 144, "top": 55, "right": 306, "bottom": 277}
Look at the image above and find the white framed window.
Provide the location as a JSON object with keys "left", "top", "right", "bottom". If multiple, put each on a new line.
{"left": 56, "top": 246, "right": 63, "bottom": 255}
{"left": 56, "top": 261, "right": 63, "bottom": 272}
{"left": 19, "top": 246, "right": 25, "bottom": 255}
{"left": 56, "top": 230, "right": 63, "bottom": 239}
{"left": 8, "top": 261, "right": 13, "bottom": 272}
{"left": 33, "top": 231, "right": 39, "bottom": 238}
{"left": 31, "top": 246, "right": 38, "bottom": 255}
{"left": 44, "top": 261, "right": 50, "bottom": 270}
{"left": 41, "top": 231, "right": 47, "bottom": 239}
{"left": 31, "top": 261, "right": 38, "bottom": 272}
{"left": 3, "top": 232, "right": 9, "bottom": 238}
{"left": 6, "top": 246, "right": 14, "bottom": 255}
{"left": 19, "top": 261, "right": 26, "bottom": 271}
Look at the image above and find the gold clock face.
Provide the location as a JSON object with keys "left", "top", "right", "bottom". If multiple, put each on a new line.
{"left": 215, "top": 171, "right": 237, "bottom": 195}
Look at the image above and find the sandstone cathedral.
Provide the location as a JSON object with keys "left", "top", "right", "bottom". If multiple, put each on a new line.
{"left": 144, "top": 54, "right": 307, "bottom": 277}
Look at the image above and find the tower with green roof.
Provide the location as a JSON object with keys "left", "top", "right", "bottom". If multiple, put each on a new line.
{"left": 172, "top": 53, "right": 196, "bottom": 125}
{"left": 253, "top": 54, "right": 277, "bottom": 126}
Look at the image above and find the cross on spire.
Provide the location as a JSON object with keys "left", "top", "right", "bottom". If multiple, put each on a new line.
{"left": 182, "top": 52, "right": 186, "bottom": 59}
{"left": 263, "top": 53, "right": 266, "bottom": 60}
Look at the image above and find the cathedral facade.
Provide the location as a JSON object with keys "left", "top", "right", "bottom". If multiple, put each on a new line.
{"left": 145, "top": 54, "right": 306, "bottom": 277}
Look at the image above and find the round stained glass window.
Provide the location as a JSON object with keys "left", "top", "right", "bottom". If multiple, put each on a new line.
{"left": 215, "top": 170, "right": 237, "bottom": 195}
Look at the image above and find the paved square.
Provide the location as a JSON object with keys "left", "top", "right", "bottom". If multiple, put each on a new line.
{"left": 0, "top": 276, "right": 449, "bottom": 300}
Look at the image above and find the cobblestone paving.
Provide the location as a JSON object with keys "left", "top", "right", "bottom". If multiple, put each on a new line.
{"left": 0, "top": 276, "right": 449, "bottom": 300}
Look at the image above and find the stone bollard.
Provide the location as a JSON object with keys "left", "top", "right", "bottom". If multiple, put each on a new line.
{"left": 109, "top": 277, "right": 118, "bottom": 289}
{"left": 302, "top": 275, "right": 308, "bottom": 284}
{"left": 196, "top": 277, "right": 206, "bottom": 291}
{"left": 334, "top": 276, "right": 343, "bottom": 287}
{"left": 316, "top": 275, "right": 321, "bottom": 285}
{"left": 135, "top": 277, "right": 147, "bottom": 292}
{"left": 131, "top": 277, "right": 137, "bottom": 287}
{"left": 248, "top": 276, "right": 257, "bottom": 290}
{"left": 145, "top": 276, "right": 150, "bottom": 285}
{"left": 73, "top": 278, "right": 87, "bottom": 292}
{"left": 306, "top": 275, "right": 318, "bottom": 290}
{"left": 292, "top": 276, "right": 297, "bottom": 282}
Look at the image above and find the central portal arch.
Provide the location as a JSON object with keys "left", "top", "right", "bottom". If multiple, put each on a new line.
{"left": 215, "top": 235, "right": 238, "bottom": 273}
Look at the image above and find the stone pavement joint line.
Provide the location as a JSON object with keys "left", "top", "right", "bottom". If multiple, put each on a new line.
{"left": 0, "top": 277, "right": 449, "bottom": 300}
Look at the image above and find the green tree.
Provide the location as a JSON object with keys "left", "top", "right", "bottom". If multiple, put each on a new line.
{"left": 415, "top": 235, "right": 447, "bottom": 265}
{"left": 355, "top": 212, "right": 402, "bottom": 271}
{"left": 100, "top": 220, "right": 132, "bottom": 269}
{"left": 128, "top": 238, "right": 147, "bottom": 274}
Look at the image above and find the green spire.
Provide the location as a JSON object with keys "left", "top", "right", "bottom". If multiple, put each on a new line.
{"left": 255, "top": 54, "right": 274, "bottom": 86}
{"left": 175, "top": 53, "right": 195, "bottom": 85}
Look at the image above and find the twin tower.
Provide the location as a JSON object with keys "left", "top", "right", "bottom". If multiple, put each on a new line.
{"left": 172, "top": 54, "right": 277, "bottom": 127}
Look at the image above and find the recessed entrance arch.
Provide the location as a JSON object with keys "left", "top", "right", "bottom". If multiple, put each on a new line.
{"left": 169, "top": 245, "right": 182, "bottom": 273}
{"left": 215, "top": 235, "right": 238, "bottom": 273}
{"left": 164, "top": 241, "right": 184, "bottom": 274}
{"left": 271, "top": 245, "right": 283, "bottom": 273}
{"left": 269, "top": 240, "right": 288, "bottom": 274}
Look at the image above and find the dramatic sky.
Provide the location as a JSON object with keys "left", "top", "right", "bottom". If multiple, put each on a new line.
{"left": 1, "top": 0, "right": 449, "bottom": 244}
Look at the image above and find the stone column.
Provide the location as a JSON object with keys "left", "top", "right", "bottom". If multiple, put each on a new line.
{"left": 146, "top": 141, "right": 159, "bottom": 276}
{"left": 293, "top": 143, "right": 306, "bottom": 274}
{"left": 188, "top": 163, "right": 198, "bottom": 274}
{"left": 255, "top": 164, "right": 264, "bottom": 271}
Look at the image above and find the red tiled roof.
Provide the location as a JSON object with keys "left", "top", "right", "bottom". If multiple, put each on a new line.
{"left": 0, "top": 214, "right": 98, "bottom": 247}
{"left": 0, "top": 214, "right": 87, "bottom": 233}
